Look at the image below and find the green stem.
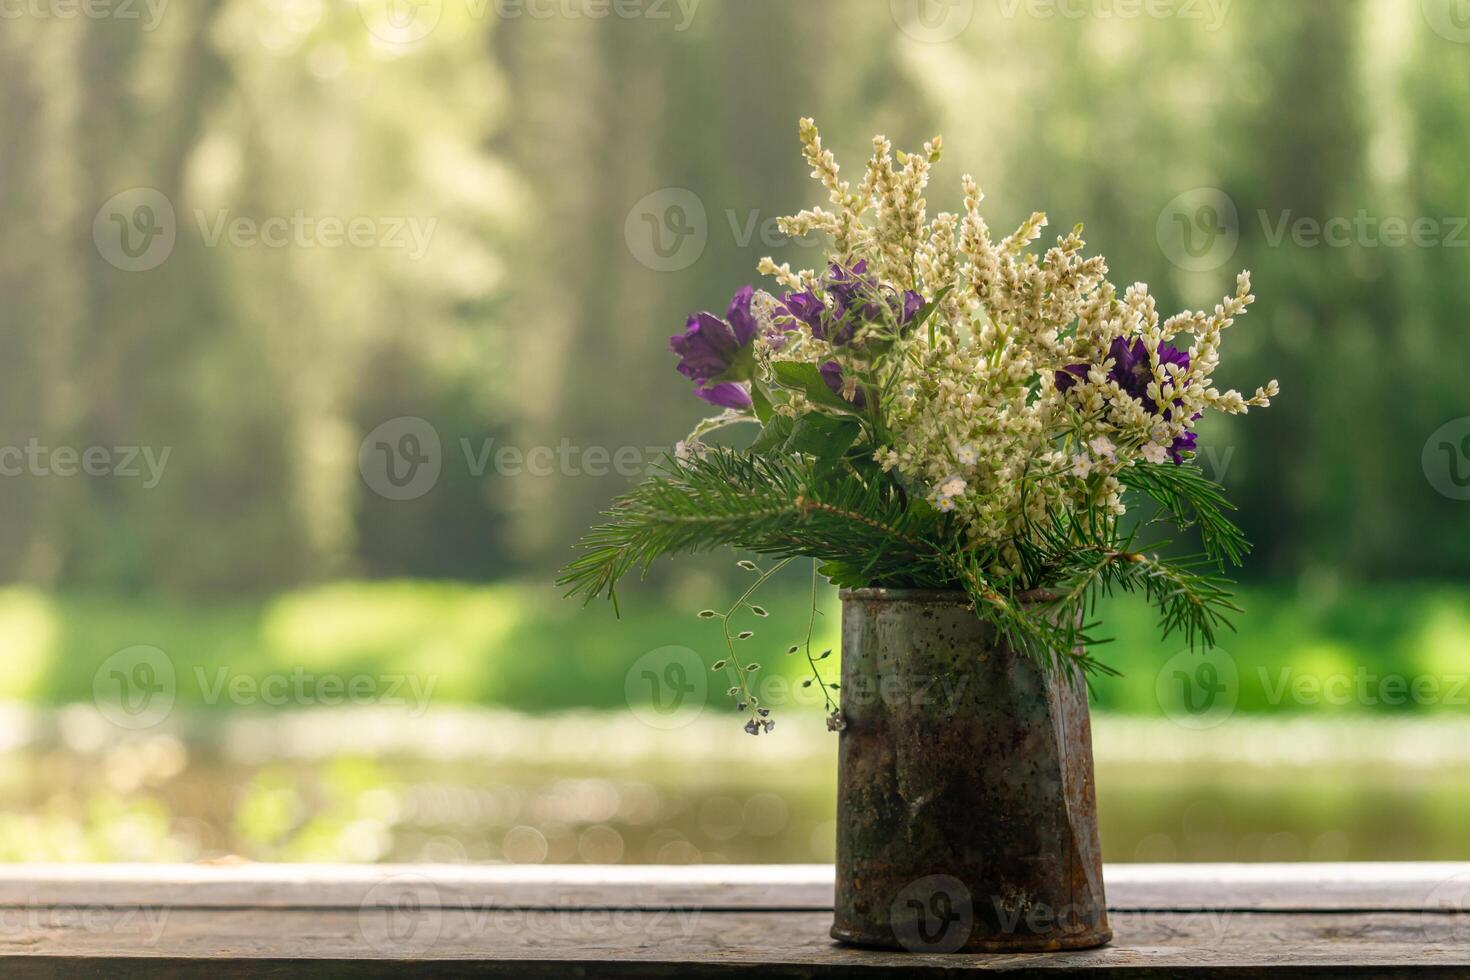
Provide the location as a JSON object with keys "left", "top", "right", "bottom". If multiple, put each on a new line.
{"left": 716, "top": 557, "right": 796, "bottom": 727}
{"left": 801, "top": 560, "right": 837, "bottom": 715}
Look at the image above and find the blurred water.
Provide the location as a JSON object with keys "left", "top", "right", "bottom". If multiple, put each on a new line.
{"left": 1, "top": 706, "right": 1466, "bottom": 863}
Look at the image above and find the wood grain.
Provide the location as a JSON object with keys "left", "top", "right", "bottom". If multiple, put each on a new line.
{"left": 1, "top": 863, "right": 1466, "bottom": 911}
{"left": 0, "top": 864, "right": 1466, "bottom": 976}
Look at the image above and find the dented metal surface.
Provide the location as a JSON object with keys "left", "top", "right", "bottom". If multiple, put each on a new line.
{"left": 832, "top": 588, "right": 1111, "bottom": 953}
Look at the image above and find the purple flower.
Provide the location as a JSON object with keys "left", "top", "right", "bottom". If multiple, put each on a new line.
{"left": 671, "top": 311, "right": 741, "bottom": 383}
{"left": 779, "top": 290, "right": 824, "bottom": 332}
{"left": 1057, "top": 337, "right": 1191, "bottom": 415}
{"left": 780, "top": 263, "right": 924, "bottom": 347}
{"left": 670, "top": 287, "right": 762, "bottom": 409}
{"left": 900, "top": 289, "right": 924, "bottom": 325}
{"left": 694, "top": 381, "right": 753, "bottom": 411}
{"left": 1057, "top": 337, "right": 1198, "bottom": 464}
{"left": 827, "top": 261, "right": 880, "bottom": 330}
{"left": 1168, "top": 430, "right": 1197, "bottom": 465}
{"left": 1107, "top": 337, "right": 1190, "bottom": 414}
{"left": 671, "top": 287, "right": 760, "bottom": 383}
{"left": 725, "top": 285, "right": 759, "bottom": 346}
{"left": 1054, "top": 363, "right": 1090, "bottom": 393}
{"left": 820, "top": 360, "right": 866, "bottom": 409}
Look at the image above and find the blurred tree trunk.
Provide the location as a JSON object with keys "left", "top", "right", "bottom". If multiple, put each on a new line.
{"left": 1224, "top": 0, "right": 1372, "bottom": 578}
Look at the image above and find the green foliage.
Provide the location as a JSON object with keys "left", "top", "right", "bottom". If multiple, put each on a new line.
{"left": 783, "top": 414, "right": 862, "bottom": 464}
{"left": 770, "top": 363, "right": 861, "bottom": 415}
{"left": 1119, "top": 463, "right": 1250, "bottom": 567}
{"left": 557, "top": 450, "right": 948, "bottom": 610}
{"left": 559, "top": 446, "right": 1254, "bottom": 680}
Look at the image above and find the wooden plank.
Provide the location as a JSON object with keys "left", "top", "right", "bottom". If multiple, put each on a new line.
{"left": 1, "top": 863, "right": 1468, "bottom": 913}
{"left": 1107, "top": 863, "right": 1470, "bottom": 912}
{"left": 0, "top": 908, "right": 1468, "bottom": 977}
{"left": 0, "top": 865, "right": 835, "bottom": 911}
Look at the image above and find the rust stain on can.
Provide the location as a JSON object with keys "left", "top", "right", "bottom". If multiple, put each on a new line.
{"left": 831, "top": 588, "right": 1111, "bottom": 953}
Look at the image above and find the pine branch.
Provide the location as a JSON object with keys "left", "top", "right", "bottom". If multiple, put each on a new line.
{"left": 557, "top": 450, "right": 948, "bottom": 606}
{"left": 560, "top": 451, "right": 1242, "bottom": 680}
{"left": 1038, "top": 546, "right": 1241, "bottom": 654}
{"left": 944, "top": 551, "right": 1116, "bottom": 682}
{"left": 1119, "top": 462, "right": 1249, "bottom": 567}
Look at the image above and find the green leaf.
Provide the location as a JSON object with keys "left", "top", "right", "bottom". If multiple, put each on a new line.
{"left": 748, "top": 415, "right": 794, "bottom": 455}
{"left": 785, "top": 413, "right": 861, "bottom": 463}
{"left": 771, "top": 362, "right": 860, "bottom": 414}
{"left": 750, "top": 383, "right": 774, "bottom": 424}
{"left": 915, "top": 284, "right": 954, "bottom": 346}
{"left": 817, "top": 559, "right": 867, "bottom": 587}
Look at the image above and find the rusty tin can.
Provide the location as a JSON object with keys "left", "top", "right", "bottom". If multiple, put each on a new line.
{"left": 832, "top": 588, "right": 1110, "bottom": 953}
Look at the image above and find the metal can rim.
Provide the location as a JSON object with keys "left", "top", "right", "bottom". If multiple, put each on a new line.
{"left": 838, "top": 587, "right": 970, "bottom": 603}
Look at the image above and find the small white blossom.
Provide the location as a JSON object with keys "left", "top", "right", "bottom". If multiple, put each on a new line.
{"left": 1088, "top": 436, "right": 1116, "bottom": 460}
{"left": 955, "top": 444, "right": 978, "bottom": 466}
{"left": 939, "top": 476, "right": 968, "bottom": 498}
{"left": 1142, "top": 443, "right": 1169, "bottom": 465}
{"left": 1071, "top": 454, "right": 1093, "bottom": 479}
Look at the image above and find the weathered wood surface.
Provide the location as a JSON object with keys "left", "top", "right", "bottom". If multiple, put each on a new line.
{"left": 0, "top": 864, "right": 1467, "bottom": 977}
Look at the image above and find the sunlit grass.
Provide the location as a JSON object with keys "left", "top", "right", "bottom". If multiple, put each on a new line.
{"left": 0, "top": 579, "right": 1466, "bottom": 716}
{"left": 0, "top": 588, "right": 59, "bottom": 701}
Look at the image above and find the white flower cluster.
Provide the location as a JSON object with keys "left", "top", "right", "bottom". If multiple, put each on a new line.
{"left": 750, "top": 120, "right": 1279, "bottom": 569}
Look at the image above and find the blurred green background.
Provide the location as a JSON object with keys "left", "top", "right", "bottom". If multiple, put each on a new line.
{"left": 1, "top": 0, "right": 1468, "bottom": 863}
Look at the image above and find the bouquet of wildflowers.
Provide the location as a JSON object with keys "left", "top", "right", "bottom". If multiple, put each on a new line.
{"left": 562, "top": 119, "right": 1277, "bottom": 731}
